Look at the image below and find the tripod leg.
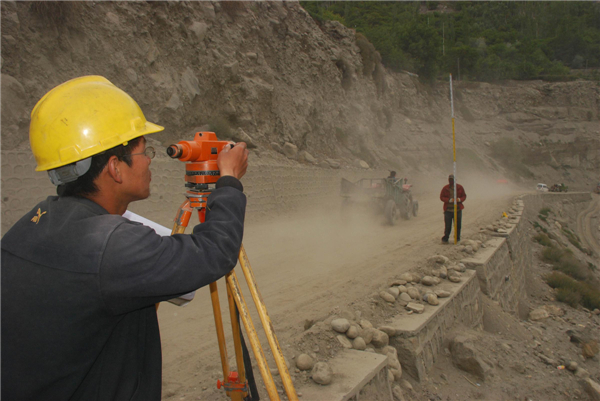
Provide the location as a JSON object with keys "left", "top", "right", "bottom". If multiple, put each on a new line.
{"left": 209, "top": 282, "right": 234, "bottom": 398}
{"left": 226, "top": 281, "right": 247, "bottom": 398}
{"left": 226, "top": 271, "right": 280, "bottom": 401}
{"left": 238, "top": 245, "right": 299, "bottom": 401}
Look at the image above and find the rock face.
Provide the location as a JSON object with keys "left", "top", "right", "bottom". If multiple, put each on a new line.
{"left": 449, "top": 335, "right": 493, "bottom": 381}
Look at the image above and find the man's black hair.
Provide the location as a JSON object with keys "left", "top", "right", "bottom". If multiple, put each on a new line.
{"left": 57, "top": 137, "right": 143, "bottom": 197}
{"left": 389, "top": 171, "right": 397, "bottom": 177}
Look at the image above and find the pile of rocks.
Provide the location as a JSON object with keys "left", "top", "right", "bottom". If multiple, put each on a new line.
{"left": 482, "top": 199, "right": 524, "bottom": 236}
{"left": 374, "top": 255, "right": 465, "bottom": 314}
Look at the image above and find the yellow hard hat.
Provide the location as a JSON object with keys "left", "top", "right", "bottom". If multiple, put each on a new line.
{"left": 30, "top": 75, "right": 164, "bottom": 171}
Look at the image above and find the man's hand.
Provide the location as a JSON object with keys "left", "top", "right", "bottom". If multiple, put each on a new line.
{"left": 218, "top": 142, "right": 249, "bottom": 180}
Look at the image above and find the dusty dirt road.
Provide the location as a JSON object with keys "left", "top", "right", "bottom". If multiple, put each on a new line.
{"left": 157, "top": 180, "right": 522, "bottom": 399}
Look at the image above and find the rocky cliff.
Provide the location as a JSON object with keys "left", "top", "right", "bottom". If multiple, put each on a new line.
{"left": 2, "top": 1, "right": 599, "bottom": 187}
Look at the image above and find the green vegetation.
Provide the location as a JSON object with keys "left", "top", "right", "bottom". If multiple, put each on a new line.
{"left": 538, "top": 207, "right": 552, "bottom": 222}
{"left": 300, "top": 2, "right": 600, "bottom": 82}
{"left": 534, "top": 233, "right": 553, "bottom": 247}
{"left": 562, "top": 227, "right": 583, "bottom": 251}
{"left": 532, "top": 221, "right": 548, "bottom": 233}
{"left": 545, "top": 272, "right": 600, "bottom": 310}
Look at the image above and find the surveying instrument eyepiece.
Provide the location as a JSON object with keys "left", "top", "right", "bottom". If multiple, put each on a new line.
{"left": 166, "top": 132, "right": 298, "bottom": 401}
{"left": 167, "top": 131, "right": 233, "bottom": 191}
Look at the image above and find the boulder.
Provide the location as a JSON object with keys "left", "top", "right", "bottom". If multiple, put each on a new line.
{"left": 582, "top": 378, "right": 600, "bottom": 401}
{"left": 283, "top": 142, "right": 298, "bottom": 159}
{"left": 371, "top": 329, "right": 389, "bottom": 348}
{"left": 406, "top": 303, "right": 425, "bottom": 314}
{"left": 296, "top": 354, "right": 315, "bottom": 371}
{"left": 331, "top": 318, "right": 351, "bottom": 333}
{"left": 346, "top": 325, "right": 359, "bottom": 339}
{"left": 359, "top": 327, "right": 374, "bottom": 344}
{"left": 352, "top": 337, "right": 367, "bottom": 350}
{"left": 449, "top": 335, "right": 493, "bottom": 381}
{"left": 427, "top": 294, "right": 439, "bottom": 306}
{"left": 337, "top": 335, "right": 353, "bottom": 349}
{"left": 387, "top": 287, "right": 400, "bottom": 298}
{"left": 435, "top": 290, "right": 452, "bottom": 298}
{"left": 298, "top": 150, "right": 317, "bottom": 164}
{"left": 427, "top": 255, "right": 449, "bottom": 265}
{"left": 380, "top": 291, "right": 396, "bottom": 303}
{"left": 326, "top": 158, "right": 341, "bottom": 169}
{"left": 311, "top": 362, "right": 333, "bottom": 385}
{"left": 421, "top": 276, "right": 436, "bottom": 286}
{"left": 378, "top": 326, "right": 396, "bottom": 337}
{"left": 529, "top": 308, "right": 550, "bottom": 321}
{"left": 407, "top": 287, "right": 420, "bottom": 300}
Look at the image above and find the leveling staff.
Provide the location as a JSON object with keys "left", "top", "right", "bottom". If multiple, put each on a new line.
{"left": 1, "top": 76, "right": 249, "bottom": 401}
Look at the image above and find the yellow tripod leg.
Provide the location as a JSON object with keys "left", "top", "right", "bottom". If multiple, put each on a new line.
{"left": 238, "top": 245, "right": 299, "bottom": 401}
{"left": 226, "top": 271, "right": 280, "bottom": 401}
{"left": 209, "top": 282, "right": 242, "bottom": 400}
{"left": 226, "top": 280, "right": 248, "bottom": 399}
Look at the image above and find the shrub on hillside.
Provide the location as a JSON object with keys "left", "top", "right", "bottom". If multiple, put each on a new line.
{"left": 534, "top": 233, "right": 553, "bottom": 247}
{"left": 545, "top": 272, "right": 600, "bottom": 310}
{"left": 542, "top": 247, "right": 568, "bottom": 263}
{"left": 562, "top": 228, "right": 583, "bottom": 251}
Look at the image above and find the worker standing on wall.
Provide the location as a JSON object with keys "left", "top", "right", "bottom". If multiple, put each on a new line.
{"left": 1, "top": 76, "right": 249, "bottom": 400}
{"left": 439, "top": 174, "right": 466, "bottom": 243}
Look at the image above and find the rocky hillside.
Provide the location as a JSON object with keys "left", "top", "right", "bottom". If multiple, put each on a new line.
{"left": 2, "top": 1, "right": 599, "bottom": 188}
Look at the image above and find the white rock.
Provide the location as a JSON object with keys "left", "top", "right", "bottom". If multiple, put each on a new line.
{"left": 337, "top": 335, "right": 353, "bottom": 348}
{"left": 331, "top": 318, "right": 350, "bottom": 333}
{"left": 400, "top": 293, "right": 412, "bottom": 302}
{"left": 435, "top": 290, "right": 451, "bottom": 298}
{"left": 529, "top": 308, "right": 550, "bottom": 321}
{"left": 427, "top": 255, "right": 449, "bottom": 265}
{"left": 380, "top": 291, "right": 396, "bottom": 303}
{"left": 406, "top": 302, "right": 425, "bottom": 314}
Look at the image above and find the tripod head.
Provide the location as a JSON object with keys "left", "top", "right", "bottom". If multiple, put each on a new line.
{"left": 167, "top": 132, "right": 233, "bottom": 192}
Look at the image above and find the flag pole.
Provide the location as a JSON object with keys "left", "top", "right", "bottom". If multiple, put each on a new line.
{"left": 449, "top": 74, "right": 458, "bottom": 244}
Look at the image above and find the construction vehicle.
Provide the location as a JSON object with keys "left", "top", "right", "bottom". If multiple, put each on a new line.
{"left": 340, "top": 177, "right": 418, "bottom": 225}
{"left": 550, "top": 183, "right": 568, "bottom": 193}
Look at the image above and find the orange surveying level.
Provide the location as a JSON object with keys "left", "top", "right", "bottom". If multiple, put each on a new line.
{"left": 166, "top": 132, "right": 298, "bottom": 401}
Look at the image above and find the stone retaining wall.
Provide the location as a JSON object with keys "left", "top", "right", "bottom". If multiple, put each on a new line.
{"left": 388, "top": 193, "right": 594, "bottom": 381}
{"left": 390, "top": 271, "right": 482, "bottom": 381}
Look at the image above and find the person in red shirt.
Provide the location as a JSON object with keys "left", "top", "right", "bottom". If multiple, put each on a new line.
{"left": 439, "top": 174, "right": 467, "bottom": 243}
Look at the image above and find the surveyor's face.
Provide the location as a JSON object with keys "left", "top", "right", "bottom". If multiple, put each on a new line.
{"left": 121, "top": 137, "right": 152, "bottom": 202}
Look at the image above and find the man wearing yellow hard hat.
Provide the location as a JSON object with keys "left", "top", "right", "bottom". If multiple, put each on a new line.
{"left": 1, "top": 76, "right": 249, "bottom": 400}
